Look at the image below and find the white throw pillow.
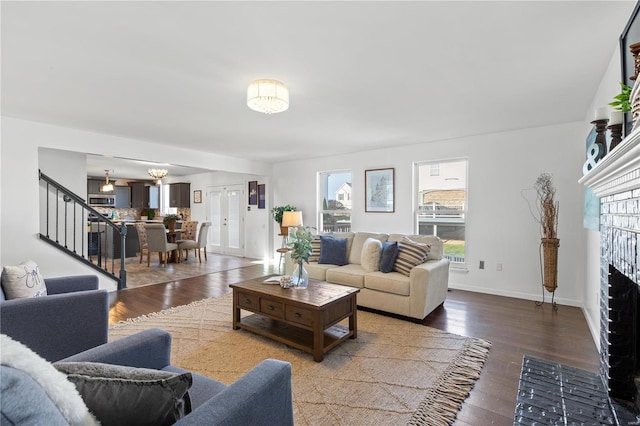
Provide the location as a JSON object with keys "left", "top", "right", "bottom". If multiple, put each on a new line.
{"left": 361, "top": 238, "right": 382, "bottom": 272}
{"left": 1, "top": 259, "right": 47, "bottom": 300}
{"left": 0, "top": 334, "right": 99, "bottom": 426}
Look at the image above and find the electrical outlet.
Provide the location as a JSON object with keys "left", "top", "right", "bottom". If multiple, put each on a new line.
{"left": 479, "top": 260, "right": 485, "bottom": 269}
{"left": 496, "top": 263, "right": 502, "bottom": 271}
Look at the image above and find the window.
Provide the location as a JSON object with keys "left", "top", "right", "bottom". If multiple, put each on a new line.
{"left": 319, "top": 171, "right": 352, "bottom": 232}
{"left": 160, "top": 184, "right": 177, "bottom": 216}
{"left": 416, "top": 159, "right": 467, "bottom": 264}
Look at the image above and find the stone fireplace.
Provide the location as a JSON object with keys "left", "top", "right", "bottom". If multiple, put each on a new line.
{"left": 580, "top": 125, "right": 640, "bottom": 413}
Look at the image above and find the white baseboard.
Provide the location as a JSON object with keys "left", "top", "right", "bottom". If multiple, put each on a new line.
{"left": 447, "top": 283, "right": 582, "bottom": 308}
{"left": 581, "top": 306, "right": 601, "bottom": 351}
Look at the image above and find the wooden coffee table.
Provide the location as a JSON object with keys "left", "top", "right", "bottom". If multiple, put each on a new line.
{"left": 230, "top": 277, "right": 359, "bottom": 362}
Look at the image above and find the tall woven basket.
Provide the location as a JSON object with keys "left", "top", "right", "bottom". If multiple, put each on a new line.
{"left": 541, "top": 238, "right": 560, "bottom": 292}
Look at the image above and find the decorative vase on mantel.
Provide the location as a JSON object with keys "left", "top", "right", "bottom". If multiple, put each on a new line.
{"left": 292, "top": 262, "right": 309, "bottom": 289}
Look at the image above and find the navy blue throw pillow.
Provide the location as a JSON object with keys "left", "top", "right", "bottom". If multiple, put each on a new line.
{"left": 379, "top": 241, "right": 399, "bottom": 273}
{"left": 318, "top": 236, "right": 348, "bottom": 266}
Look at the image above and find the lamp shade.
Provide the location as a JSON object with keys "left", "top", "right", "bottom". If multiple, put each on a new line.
{"left": 281, "top": 211, "right": 303, "bottom": 228}
{"left": 247, "top": 79, "right": 289, "bottom": 114}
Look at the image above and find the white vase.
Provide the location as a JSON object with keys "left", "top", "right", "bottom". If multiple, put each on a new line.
{"left": 292, "top": 262, "right": 309, "bottom": 289}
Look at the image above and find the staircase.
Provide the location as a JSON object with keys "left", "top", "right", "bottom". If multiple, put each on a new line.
{"left": 39, "top": 170, "right": 127, "bottom": 289}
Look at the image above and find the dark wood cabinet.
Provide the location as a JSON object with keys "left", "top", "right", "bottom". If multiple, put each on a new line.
{"left": 129, "top": 182, "right": 146, "bottom": 208}
{"left": 170, "top": 183, "right": 190, "bottom": 208}
{"left": 129, "top": 182, "right": 160, "bottom": 209}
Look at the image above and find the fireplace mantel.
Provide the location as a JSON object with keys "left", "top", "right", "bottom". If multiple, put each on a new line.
{"left": 578, "top": 125, "right": 640, "bottom": 197}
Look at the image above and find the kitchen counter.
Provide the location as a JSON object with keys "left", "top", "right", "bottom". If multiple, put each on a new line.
{"left": 90, "top": 222, "right": 140, "bottom": 259}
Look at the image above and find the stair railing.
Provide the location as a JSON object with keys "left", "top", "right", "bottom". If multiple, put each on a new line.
{"left": 38, "top": 170, "right": 127, "bottom": 289}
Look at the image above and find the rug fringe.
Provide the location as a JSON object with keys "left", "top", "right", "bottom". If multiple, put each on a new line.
{"left": 408, "top": 337, "right": 491, "bottom": 426}
{"left": 109, "top": 298, "right": 212, "bottom": 329}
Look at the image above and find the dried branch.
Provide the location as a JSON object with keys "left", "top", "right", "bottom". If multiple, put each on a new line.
{"left": 534, "top": 173, "right": 559, "bottom": 239}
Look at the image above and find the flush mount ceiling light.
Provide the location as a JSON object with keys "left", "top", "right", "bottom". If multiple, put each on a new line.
{"left": 148, "top": 168, "right": 168, "bottom": 180}
{"left": 101, "top": 169, "right": 114, "bottom": 192}
{"left": 247, "top": 79, "right": 289, "bottom": 114}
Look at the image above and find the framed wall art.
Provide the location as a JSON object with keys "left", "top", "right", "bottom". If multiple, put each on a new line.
{"left": 365, "top": 168, "right": 394, "bottom": 213}
{"left": 193, "top": 190, "right": 202, "bottom": 204}
{"left": 248, "top": 181, "right": 258, "bottom": 205}
{"left": 258, "top": 184, "right": 265, "bottom": 209}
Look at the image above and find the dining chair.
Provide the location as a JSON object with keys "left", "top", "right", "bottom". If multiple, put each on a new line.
{"left": 144, "top": 224, "right": 180, "bottom": 267}
{"left": 176, "top": 221, "right": 198, "bottom": 242}
{"left": 134, "top": 222, "right": 148, "bottom": 264}
{"left": 178, "top": 222, "right": 211, "bottom": 263}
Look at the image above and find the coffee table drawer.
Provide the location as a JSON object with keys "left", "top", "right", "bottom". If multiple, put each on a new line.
{"left": 285, "top": 305, "right": 313, "bottom": 326}
{"left": 260, "top": 298, "right": 283, "bottom": 318}
{"left": 237, "top": 292, "right": 260, "bottom": 311}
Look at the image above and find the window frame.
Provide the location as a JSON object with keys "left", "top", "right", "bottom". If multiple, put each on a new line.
{"left": 414, "top": 158, "right": 468, "bottom": 270}
{"left": 317, "top": 169, "right": 353, "bottom": 233}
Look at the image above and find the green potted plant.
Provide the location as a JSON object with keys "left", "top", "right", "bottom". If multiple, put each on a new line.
{"left": 162, "top": 214, "right": 181, "bottom": 231}
{"left": 287, "top": 227, "right": 313, "bottom": 288}
{"left": 145, "top": 208, "right": 155, "bottom": 220}
{"left": 609, "top": 82, "right": 632, "bottom": 112}
{"left": 271, "top": 205, "right": 297, "bottom": 235}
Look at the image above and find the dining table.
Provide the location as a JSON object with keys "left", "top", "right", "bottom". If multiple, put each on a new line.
{"left": 166, "top": 229, "right": 182, "bottom": 263}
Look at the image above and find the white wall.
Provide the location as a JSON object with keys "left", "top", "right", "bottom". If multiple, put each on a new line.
{"left": 1, "top": 117, "right": 270, "bottom": 289}
{"left": 581, "top": 47, "right": 625, "bottom": 344}
{"left": 272, "top": 121, "right": 588, "bottom": 306}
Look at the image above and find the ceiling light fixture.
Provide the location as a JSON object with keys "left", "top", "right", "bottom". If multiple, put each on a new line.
{"left": 247, "top": 79, "right": 289, "bottom": 114}
{"left": 101, "top": 169, "right": 114, "bottom": 192}
{"left": 148, "top": 168, "right": 168, "bottom": 180}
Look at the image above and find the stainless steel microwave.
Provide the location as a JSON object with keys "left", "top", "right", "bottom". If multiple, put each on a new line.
{"left": 88, "top": 194, "right": 115, "bottom": 207}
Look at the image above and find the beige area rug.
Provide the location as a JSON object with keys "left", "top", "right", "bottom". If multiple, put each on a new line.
{"left": 110, "top": 293, "right": 491, "bottom": 425}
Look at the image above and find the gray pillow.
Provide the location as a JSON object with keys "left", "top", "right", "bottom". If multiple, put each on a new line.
{"left": 54, "top": 362, "right": 192, "bottom": 426}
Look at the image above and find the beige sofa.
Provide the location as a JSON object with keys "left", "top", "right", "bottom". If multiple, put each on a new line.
{"left": 285, "top": 232, "right": 450, "bottom": 320}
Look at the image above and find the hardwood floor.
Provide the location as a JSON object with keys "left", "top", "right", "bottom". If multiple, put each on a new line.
{"left": 109, "top": 262, "right": 600, "bottom": 425}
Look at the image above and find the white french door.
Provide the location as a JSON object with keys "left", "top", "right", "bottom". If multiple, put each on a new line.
{"left": 206, "top": 185, "right": 244, "bottom": 256}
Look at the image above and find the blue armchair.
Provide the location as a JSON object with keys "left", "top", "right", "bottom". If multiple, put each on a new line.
{"left": 0, "top": 275, "right": 109, "bottom": 361}
{"left": 62, "top": 328, "right": 295, "bottom": 425}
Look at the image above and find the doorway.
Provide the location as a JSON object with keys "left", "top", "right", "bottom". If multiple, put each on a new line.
{"left": 206, "top": 185, "right": 244, "bottom": 256}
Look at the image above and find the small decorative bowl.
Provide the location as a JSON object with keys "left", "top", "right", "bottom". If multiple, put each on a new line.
{"left": 280, "top": 275, "right": 293, "bottom": 289}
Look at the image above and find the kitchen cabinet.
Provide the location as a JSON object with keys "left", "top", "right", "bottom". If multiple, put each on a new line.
{"left": 88, "top": 178, "right": 117, "bottom": 194}
{"left": 169, "top": 183, "right": 190, "bottom": 208}
{"left": 88, "top": 179, "right": 108, "bottom": 194}
{"left": 115, "top": 186, "right": 131, "bottom": 208}
{"left": 130, "top": 182, "right": 159, "bottom": 209}
{"left": 130, "top": 182, "right": 145, "bottom": 208}
{"left": 90, "top": 222, "right": 139, "bottom": 259}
